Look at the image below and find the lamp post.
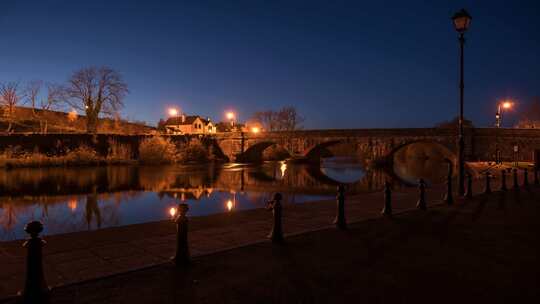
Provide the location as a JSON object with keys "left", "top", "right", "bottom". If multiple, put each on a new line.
{"left": 452, "top": 8, "right": 472, "bottom": 197}
{"left": 496, "top": 101, "right": 513, "bottom": 128}
{"left": 495, "top": 101, "right": 513, "bottom": 163}
{"left": 226, "top": 111, "right": 236, "bottom": 129}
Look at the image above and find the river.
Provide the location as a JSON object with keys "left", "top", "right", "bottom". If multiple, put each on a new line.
{"left": 0, "top": 144, "right": 452, "bottom": 241}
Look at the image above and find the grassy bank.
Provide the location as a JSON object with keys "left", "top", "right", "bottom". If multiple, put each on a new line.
{"left": 0, "top": 136, "right": 220, "bottom": 168}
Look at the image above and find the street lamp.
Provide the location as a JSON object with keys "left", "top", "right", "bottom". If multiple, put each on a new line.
{"left": 168, "top": 108, "right": 179, "bottom": 117}
{"left": 226, "top": 111, "right": 236, "bottom": 127}
{"left": 495, "top": 100, "right": 513, "bottom": 128}
{"left": 452, "top": 8, "right": 472, "bottom": 197}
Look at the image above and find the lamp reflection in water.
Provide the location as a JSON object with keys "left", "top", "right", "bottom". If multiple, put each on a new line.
{"left": 280, "top": 161, "right": 287, "bottom": 178}
{"left": 169, "top": 206, "right": 177, "bottom": 218}
{"left": 68, "top": 199, "right": 78, "bottom": 213}
{"left": 226, "top": 191, "right": 237, "bottom": 212}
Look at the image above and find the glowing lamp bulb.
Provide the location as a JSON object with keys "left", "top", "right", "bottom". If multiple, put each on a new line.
{"left": 502, "top": 102, "right": 512, "bottom": 109}
{"left": 251, "top": 127, "right": 260, "bottom": 134}
{"left": 226, "top": 200, "right": 233, "bottom": 212}
{"left": 226, "top": 112, "right": 235, "bottom": 120}
{"left": 168, "top": 108, "right": 178, "bottom": 116}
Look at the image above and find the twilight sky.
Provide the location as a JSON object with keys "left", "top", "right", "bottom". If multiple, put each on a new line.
{"left": 0, "top": 0, "right": 539, "bottom": 129}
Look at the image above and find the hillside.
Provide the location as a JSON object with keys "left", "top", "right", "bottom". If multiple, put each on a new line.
{"left": 0, "top": 106, "right": 155, "bottom": 134}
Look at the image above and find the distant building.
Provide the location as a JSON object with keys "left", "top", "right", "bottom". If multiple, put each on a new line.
{"left": 215, "top": 121, "right": 245, "bottom": 133}
{"left": 163, "top": 115, "right": 216, "bottom": 135}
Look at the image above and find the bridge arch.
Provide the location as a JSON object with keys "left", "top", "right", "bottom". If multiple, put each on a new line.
{"left": 237, "top": 141, "right": 291, "bottom": 163}
{"left": 387, "top": 139, "right": 456, "bottom": 159}
{"left": 390, "top": 140, "right": 457, "bottom": 185}
{"left": 303, "top": 140, "right": 344, "bottom": 161}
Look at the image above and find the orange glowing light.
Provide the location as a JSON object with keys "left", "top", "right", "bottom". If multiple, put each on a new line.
{"left": 251, "top": 127, "right": 260, "bottom": 134}
{"left": 226, "top": 111, "right": 235, "bottom": 120}
{"left": 169, "top": 207, "right": 177, "bottom": 217}
{"left": 502, "top": 101, "right": 512, "bottom": 109}
{"left": 280, "top": 161, "right": 287, "bottom": 177}
{"left": 168, "top": 108, "right": 179, "bottom": 117}
{"left": 226, "top": 200, "right": 233, "bottom": 212}
{"left": 68, "top": 199, "right": 78, "bottom": 212}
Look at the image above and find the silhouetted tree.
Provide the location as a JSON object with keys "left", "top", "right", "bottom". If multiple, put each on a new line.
{"left": 252, "top": 106, "right": 304, "bottom": 131}
{"left": 64, "top": 66, "right": 128, "bottom": 133}
{"left": 0, "top": 82, "right": 22, "bottom": 133}
{"left": 24, "top": 81, "right": 63, "bottom": 133}
{"left": 435, "top": 116, "right": 474, "bottom": 129}
{"left": 515, "top": 97, "right": 540, "bottom": 128}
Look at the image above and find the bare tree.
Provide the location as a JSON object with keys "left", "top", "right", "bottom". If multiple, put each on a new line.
{"left": 515, "top": 97, "right": 540, "bottom": 128}
{"left": 277, "top": 106, "right": 304, "bottom": 131}
{"left": 23, "top": 81, "right": 63, "bottom": 133}
{"left": 25, "top": 80, "right": 43, "bottom": 116}
{"left": 64, "top": 66, "right": 128, "bottom": 133}
{"left": 252, "top": 106, "right": 304, "bottom": 131}
{"left": 0, "top": 82, "right": 22, "bottom": 133}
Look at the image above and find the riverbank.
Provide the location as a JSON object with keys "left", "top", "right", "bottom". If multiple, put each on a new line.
{"left": 5, "top": 177, "right": 540, "bottom": 303}
{"left": 0, "top": 163, "right": 530, "bottom": 300}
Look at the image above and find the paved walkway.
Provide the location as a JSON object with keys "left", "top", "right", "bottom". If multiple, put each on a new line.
{"left": 0, "top": 164, "right": 532, "bottom": 299}
{"left": 5, "top": 175, "right": 540, "bottom": 303}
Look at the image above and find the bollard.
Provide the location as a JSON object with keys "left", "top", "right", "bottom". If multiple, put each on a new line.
{"left": 333, "top": 185, "right": 347, "bottom": 230}
{"left": 381, "top": 181, "right": 392, "bottom": 216}
{"left": 267, "top": 193, "right": 284, "bottom": 243}
{"left": 464, "top": 173, "right": 473, "bottom": 199}
{"left": 443, "top": 165, "right": 454, "bottom": 205}
{"left": 21, "top": 221, "right": 50, "bottom": 304}
{"left": 484, "top": 171, "right": 492, "bottom": 194}
{"left": 172, "top": 203, "right": 190, "bottom": 266}
{"left": 500, "top": 170, "right": 507, "bottom": 191}
{"left": 416, "top": 179, "right": 427, "bottom": 210}
{"left": 535, "top": 167, "right": 539, "bottom": 186}
{"left": 513, "top": 168, "right": 519, "bottom": 190}
{"left": 523, "top": 168, "right": 529, "bottom": 187}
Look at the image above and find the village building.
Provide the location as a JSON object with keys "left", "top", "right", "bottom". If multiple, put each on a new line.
{"left": 163, "top": 114, "right": 216, "bottom": 135}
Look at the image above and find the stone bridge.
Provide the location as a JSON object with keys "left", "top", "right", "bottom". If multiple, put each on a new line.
{"left": 214, "top": 128, "right": 540, "bottom": 163}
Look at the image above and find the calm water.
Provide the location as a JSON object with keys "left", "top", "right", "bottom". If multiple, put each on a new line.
{"left": 0, "top": 147, "right": 451, "bottom": 241}
{"left": 0, "top": 157, "right": 380, "bottom": 241}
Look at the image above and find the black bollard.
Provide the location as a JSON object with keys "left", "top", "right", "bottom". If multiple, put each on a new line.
{"left": 416, "top": 179, "right": 427, "bottom": 210}
{"left": 21, "top": 221, "right": 50, "bottom": 304}
{"left": 267, "top": 193, "right": 284, "bottom": 243}
{"left": 535, "top": 167, "right": 539, "bottom": 186}
{"left": 513, "top": 168, "right": 519, "bottom": 190}
{"left": 443, "top": 163, "right": 454, "bottom": 205}
{"left": 484, "top": 171, "right": 492, "bottom": 194}
{"left": 172, "top": 203, "right": 190, "bottom": 266}
{"left": 500, "top": 170, "right": 507, "bottom": 191}
{"left": 523, "top": 168, "right": 529, "bottom": 187}
{"left": 381, "top": 181, "right": 392, "bottom": 216}
{"left": 334, "top": 185, "right": 347, "bottom": 229}
{"left": 464, "top": 173, "right": 473, "bottom": 199}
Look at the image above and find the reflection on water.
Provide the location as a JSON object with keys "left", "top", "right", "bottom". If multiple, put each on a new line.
{"left": 393, "top": 142, "right": 456, "bottom": 185}
{"left": 0, "top": 155, "right": 437, "bottom": 241}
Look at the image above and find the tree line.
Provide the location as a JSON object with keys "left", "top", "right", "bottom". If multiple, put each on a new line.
{"left": 0, "top": 66, "right": 128, "bottom": 133}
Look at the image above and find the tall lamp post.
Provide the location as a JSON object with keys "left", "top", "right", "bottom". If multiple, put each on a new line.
{"left": 495, "top": 101, "right": 513, "bottom": 128}
{"left": 452, "top": 8, "right": 472, "bottom": 197}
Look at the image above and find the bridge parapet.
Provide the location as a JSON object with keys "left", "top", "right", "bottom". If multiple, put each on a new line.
{"left": 213, "top": 128, "right": 540, "bottom": 163}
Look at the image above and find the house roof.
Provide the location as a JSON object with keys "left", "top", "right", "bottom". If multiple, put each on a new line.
{"left": 164, "top": 115, "right": 211, "bottom": 126}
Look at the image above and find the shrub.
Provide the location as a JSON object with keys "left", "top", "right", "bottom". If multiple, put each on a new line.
{"left": 65, "top": 146, "right": 100, "bottom": 165}
{"left": 178, "top": 139, "right": 209, "bottom": 163}
{"left": 139, "top": 137, "right": 177, "bottom": 164}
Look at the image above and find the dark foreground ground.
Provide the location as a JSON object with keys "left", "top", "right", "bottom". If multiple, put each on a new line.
{"left": 9, "top": 186, "right": 539, "bottom": 304}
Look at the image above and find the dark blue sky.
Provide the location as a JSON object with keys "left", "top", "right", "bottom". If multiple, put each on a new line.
{"left": 1, "top": 0, "right": 539, "bottom": 128}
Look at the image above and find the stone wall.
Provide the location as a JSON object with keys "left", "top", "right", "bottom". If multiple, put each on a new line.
{"left": 1, "top": 128, "right": 540, "bottom": 163}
